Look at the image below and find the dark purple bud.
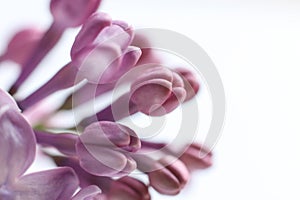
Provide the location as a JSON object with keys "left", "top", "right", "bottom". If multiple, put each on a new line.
{"left": 50, "top": 0, "right": 101, "bottom": 28}
{"left": 180, "top": 143, "right": 213, "bottom": 171}
{"left": 2, "top": 28, "right": 43, "bottom": 65}
{"left": 148, "top": 156, "right": 190, "bottom": 195}
{"left": 105, "top": 177, "right": 150, "bottom": 200}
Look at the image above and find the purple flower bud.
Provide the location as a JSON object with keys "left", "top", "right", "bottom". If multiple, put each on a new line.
{"left": 76, "top": 121, "right": 140, "bottom": 177}
{"left": 74, "top": 43, "right": 123, "bottom": 84}
{"left": 71, "top": 13, "right": 136, "bottom": 84}
{"left": 130, "top": 66, "right": 186, "bottom": 116}
{"left": 50, "top": 0, "right": 101, "bottom": 28}
{"left": 105, "top": 177, "right": 150, "bottom": 200}
{"left": 175, "top": 68, "right": 200, "bottom": 101}
{"left": 2, "top": 28, "right": 43, "bottom": 65}
{"left": 71, "top": 13, "right": 112, "bottom": 59}
{"left": 148, "top": 156, "right": 190, "bottom": 195}
{"left": 179, "top": 143, "right": 213, "bottom": 171}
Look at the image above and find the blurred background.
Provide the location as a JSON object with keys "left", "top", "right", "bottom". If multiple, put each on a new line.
{"left": 1, "top": 0, "right": 300, "bottom": 199}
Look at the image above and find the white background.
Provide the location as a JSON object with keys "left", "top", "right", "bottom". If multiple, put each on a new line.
{"left": 1, "top": 0, "right": 300, "bottom": 199}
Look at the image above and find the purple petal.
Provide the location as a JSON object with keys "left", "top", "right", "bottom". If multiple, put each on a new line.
{"left": 71, "top": 185, "right": 102, "bottom": 200}
{"left": 75, "top": 43, "right": 122, "bottom": 84}
{"left": 94, "top": 24, "right": 132, "bottom": 51}
{"left": 0, "top": 89, "right": 19, "bottom": 111}
{"left": 14, "top": 167, "right": 79, "bottom": 200}
{"left": 114, "top": 46, "right": 142, "bottom": 76}
{"left": 0, "top": 108, "right": 35, "bottom": 185}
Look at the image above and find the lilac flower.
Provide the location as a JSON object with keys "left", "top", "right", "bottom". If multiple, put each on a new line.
{"left": 17, "top": 12, "right": 141, "bottom": 110}
{"left": 0, "top": 90, "right": 79, "bottom": 200}
{"left": 77, "top": 121, "right": 140, "bottom": 177}
{"left": 0, "top": 0, "right": 214, "bottom": 198}
{"left": 80, "top": 66, "right": 190, "bottom": 125}
{"left": 71, "top": 13, "right": 139, "bottom": 84}
{"left": 36, "top": 121, "right": 141, "bottom": 177}
{"left": 54, "top": 156, "right": 150, "bottom": 200}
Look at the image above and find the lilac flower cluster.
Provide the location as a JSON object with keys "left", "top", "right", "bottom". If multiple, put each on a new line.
{"left": 0, "top": 0, "right": 212, "bottom": 199}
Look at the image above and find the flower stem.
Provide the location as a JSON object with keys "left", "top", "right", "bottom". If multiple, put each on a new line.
{"left": 18, "top": 62, "right": 78, "bottom": 110}
{"left": 79, "top": 93, "right": 138, "bottom": 127}
{"left": 9, "top": 22, "right": 65, "bottom": 95}
{"left": 34, "top": 130, "right": 78, "bottom": 156}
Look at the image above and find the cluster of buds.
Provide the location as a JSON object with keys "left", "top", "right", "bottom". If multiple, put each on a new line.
{"left": 0, "top": 0, "right": 213, "bottom": 199}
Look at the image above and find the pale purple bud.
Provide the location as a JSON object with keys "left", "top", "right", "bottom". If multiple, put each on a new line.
{"left": 76, "top": 121, "right": 140, "bottom": 177}
{"left": 3, "top": 28, "right": 43, "bottom": 65}
{"left": 50, "top": 0, "right": 101, "bottom": 28}
{"left": 80, "top": 121, "right": 141, "bottom": 152}
{"left": 71, "top": 13, "right": 112, "bottom": 59}
{"left": 74, "top": 43, "right": 122, "bottom": 84}
{"left": 180, "top": 143, "right": 213, "bottom": 171}
{"left": 130, "top": 66, "right": 186, "bottom": 116}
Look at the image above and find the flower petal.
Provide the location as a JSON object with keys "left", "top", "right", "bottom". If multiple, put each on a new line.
{"left": 14, "top": 167, "right": 79, "bottom": 200}
{"left": 71, "top": 185, "right": 102, "bottom": 200}
{"left": 0, "top": 88, "right": 19, "bottom": 111}
{"left": 0, "top": 108, "right": 35, "bottom": 185}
